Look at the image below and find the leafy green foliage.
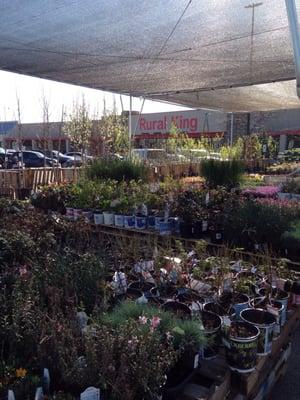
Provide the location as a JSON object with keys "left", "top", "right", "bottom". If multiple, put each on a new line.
{"left": 223, "top": 199, "right": 295, "bottom": 248}
{"left": 85, "top": 158, "right": 149, "bottom": 182}
{"left": 201, "top": 159, "right": 244, "bottom": 188}
{"left": 64, "top": 98, "right": 92, "bottom": 155}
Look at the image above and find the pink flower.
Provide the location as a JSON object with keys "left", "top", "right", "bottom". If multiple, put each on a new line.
{"left": 150, "top": 316, "right": 161, "bottom": 331}
{"left": 243, "top": 186, "right": 280, "bottom": 198}
{"left": 139, "top": 315, "right": 148, "bottom": 325}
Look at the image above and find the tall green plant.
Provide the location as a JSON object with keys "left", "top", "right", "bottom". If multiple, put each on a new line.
{"left": 85, "top": 159, "right": 149, "bottom": 182}
{"left": 201, "top": 159, "right": 244, "bottom": 188}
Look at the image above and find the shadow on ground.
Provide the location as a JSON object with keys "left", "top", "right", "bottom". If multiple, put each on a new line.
{"left": 271, "top": 324, "right": 300, "bottom": 400}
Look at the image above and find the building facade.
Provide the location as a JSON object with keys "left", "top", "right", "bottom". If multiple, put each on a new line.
{"left": 1, "top": 108, "right": 300, "bottom": 153}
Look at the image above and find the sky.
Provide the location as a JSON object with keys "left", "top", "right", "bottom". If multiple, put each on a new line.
{"left": 0, "top": 70, "right": 190, "bottom": 123}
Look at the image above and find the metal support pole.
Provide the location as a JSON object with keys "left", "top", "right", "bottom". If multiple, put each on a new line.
{"left": 128, "top": 95, "right": 132, "bottom": 158}
{"left": 230, "top": 113, "right": 234, "bottom": 146}
{"left": 285, "top": 0, "right": 300, "bottom": 97}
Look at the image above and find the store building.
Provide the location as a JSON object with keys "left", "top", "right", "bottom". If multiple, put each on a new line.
{"left": 132, "top": 109, "right": 300, "bottom": 152}
{"left": 0, "top": 120, "right": 105, "bottom": 155}
{"left": 1, "top": 108, "right": 300, "bottom": 154}
{"left": 131, "top": 109, "right": 227, "bottom": 148}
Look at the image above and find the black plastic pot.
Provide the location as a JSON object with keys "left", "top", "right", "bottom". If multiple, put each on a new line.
{"left": 176, "top": 288, "right": 205, "bottom": 306}
{"left": 241, "top": 308, "right": 276, "bottom": 355}
{"left": 218, "top": 292, "right": 249, "bottom": 317}
{"left": 126, "top": 287, "right": 143, "bottom": 300}
{"left": 210, "top": 230, "right": 224, "bottom": 244}
{"left": 272, "top": 289, "right": 289, "bottom": 325}
{"left": 201, "top": 311, "right": 222, "bottom": 359}
{"left": 231, "top": 293, "right": 250, "bottom": 319}
{"left": 179, "top": 222, "right": 195, "bottom": 238}
{"left": 161, "top": 301, "right": 191, "bottom": 318}
{"left": 291, "top": 281, "right": 300, "bottom": 305}
{"left": 128, "top": 281, "right": 156, "bottom": 298}
{"left": 162, "top": 367, "right": 195, "bottom": 400}
{"left": 249, "top": 297, "right": 284, "bottom": 338}
{"left": 224, "top": 321, "right": 260, "bottom": 373}
{"left": 203, "top": 302, "right": 235, "bottom": 320}
{"left": 154, "top": 284, "right": 177, "bottom": 301}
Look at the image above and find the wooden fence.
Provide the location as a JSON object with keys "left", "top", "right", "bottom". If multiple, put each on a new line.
{"left": 0, "top": 168, "right": 79, "bottom": 198}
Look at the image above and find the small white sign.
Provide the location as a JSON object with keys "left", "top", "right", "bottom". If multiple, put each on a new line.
{"left": 34, "top": 387, "right": 44, "bottom": 400}
{"left": 43, "top": 368, "right": 50, "bottom": 393}
{"left": 205, "top": 192, "right": 210, "bottom": 205}
{"left": 8, "top": 390, "right": 16, "bottom": 400}
{"left": 194, "top": 354, "right": 199, "bottom": 369}
{"left": 80, "top": 387, "right": 100, "bottom": 400}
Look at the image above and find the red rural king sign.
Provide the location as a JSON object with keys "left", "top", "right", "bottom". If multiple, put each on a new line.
{"left": 131, "top": 110, "right": 227, "bottom": 139}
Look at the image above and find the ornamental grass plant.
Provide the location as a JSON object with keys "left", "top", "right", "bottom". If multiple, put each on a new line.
{"left": 201, "top": 159, "right": 244, "bottom": 188}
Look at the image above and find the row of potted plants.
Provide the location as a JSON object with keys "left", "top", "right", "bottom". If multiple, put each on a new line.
{"left": 0, "top": 199, "right": 299, "bottom": 399}
{"left": 31, "top": 181, "right": 300, "bottom": 253}
{"left": 109, "top": 253, "right": 300, "bottom": 377}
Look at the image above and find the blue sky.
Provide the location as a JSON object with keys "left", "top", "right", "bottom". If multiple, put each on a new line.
{"left": 0, "top": 70, "right": 189, "bottom": 123}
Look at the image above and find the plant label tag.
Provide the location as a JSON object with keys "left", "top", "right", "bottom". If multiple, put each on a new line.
{"left": 223, "top": 316, "right": 231, "bottom": 327}
{"left": 43, "top": 368, "right": 50, "bottom": 394}
{"left": 202, "top": 220, "right": 208, "bottom": 232}
{"left": 266, "top": 305, "right": 279, "bottom": 317}
{"left": 34, "top": 387, "right": 44, "bottom": 400}
{"left": 222, "top": 338, "right": 231, "bottom": 349}
{"left": 8, "top": 390, "right": 16, "bottom": 400}
{"left": 80, "top": 387, "right": 100, "bottom": 400}
{"left": 205, "top": 192, "right": 209, "bottom": 205}
{"left": 194, "top": 354, "right": 199, "bottom": 369}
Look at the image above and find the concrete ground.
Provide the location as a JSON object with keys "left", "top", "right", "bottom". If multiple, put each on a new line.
{"left": 271, "top": 324, "right": 300, "bottom": 400}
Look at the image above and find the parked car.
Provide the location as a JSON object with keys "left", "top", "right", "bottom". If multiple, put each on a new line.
{"left": 8, "top": 151, "right": 60, "bottom": 168}
{"left": 65, "top": 151, "right": 94, "bottom": 161}
{"left": 42, "top": 150, "right": 79, "bottom": 167}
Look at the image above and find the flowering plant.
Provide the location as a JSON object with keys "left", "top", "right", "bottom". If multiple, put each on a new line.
{"left": 242, "top": 185, "right": 280, "bottom": 198}
{"left": 85, "top": 320, "right": 178, "bottom": 400}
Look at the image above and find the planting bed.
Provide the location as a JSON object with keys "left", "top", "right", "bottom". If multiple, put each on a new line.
{"left": 0, "top": 197, "right": 300, "bottom": 399}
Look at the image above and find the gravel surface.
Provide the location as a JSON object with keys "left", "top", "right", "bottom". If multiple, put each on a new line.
{"left": 271, "top": 324, "right": 300, "bottom": 400}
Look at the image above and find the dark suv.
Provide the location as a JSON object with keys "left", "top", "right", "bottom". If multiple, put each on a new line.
{"left": 8, "top": 151, "right": 59, "bottom": 168}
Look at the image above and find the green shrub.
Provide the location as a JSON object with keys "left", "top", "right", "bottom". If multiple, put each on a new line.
{"left": 85, "top": 159, "right": 149, "bottom": 182}
{"left": 281, "top": 221, "right": 300, "bottom": 258}
{"left": 223, "top": 199, "right": 295, "bottom": 248}
{"left": 281, "top": 178, "right": 300, "bottom": 194}
{"left": 201, "top": 159, "right": 244, "bottom": 188}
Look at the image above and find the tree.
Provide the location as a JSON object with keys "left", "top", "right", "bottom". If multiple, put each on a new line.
{"left": 64, "top": 98, "right": 92, "bottom": 161}
{"left": 92, "top": 101, "right": 129, "bottom": 156}
{"left": 40, "top": 89, "right": 51, "bottom": 167}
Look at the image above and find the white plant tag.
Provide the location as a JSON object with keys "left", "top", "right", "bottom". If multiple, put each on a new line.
{"left": 266, "top": 305, "right": 279, "bottom": 317}
{"left": 223, "top": 316, "right": 231, "bottom": 327}
{"left": 35, "top": 387, "right": 44, "bottom": 400}
{"left": 80, "top": 387, "right": 100, "bottom": 400}
{"left": 194, "top": 354, "right": 199, "bottom": 369}
{"left": 8, "top": 390, "right": 16, "bottom": 400}
{"left": 205, "top": 192, "right": 209, "bottom": 205}
{"left": 43, "top": 368, "right": 50, "bottom": 393}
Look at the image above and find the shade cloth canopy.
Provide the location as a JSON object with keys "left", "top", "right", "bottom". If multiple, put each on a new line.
{"left": 0, "top": 0, "right": 299, "bottom": 111}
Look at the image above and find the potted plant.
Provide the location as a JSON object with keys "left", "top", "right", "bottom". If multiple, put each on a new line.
{"left": 173, "top": 190, "right": 206, "bottom": 239}
{"left": 102, "top": 199, "right": 115, "bottom": 225}
{"left": 240, "top": 308, "right": 276, "bottom": 355}
{"left": 223, "top": 321, "right": 260, "bottom": 373}
{"left": 112, "top": 197, "right": 131, "bottom": 228}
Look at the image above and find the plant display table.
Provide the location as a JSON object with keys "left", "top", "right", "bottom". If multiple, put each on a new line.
{"left": 177, "top": 307, "right": 300, "bottom": 400}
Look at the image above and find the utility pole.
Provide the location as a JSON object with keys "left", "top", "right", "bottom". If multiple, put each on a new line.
{"left": 128, "top": 95, "right": 132, "bottom": 158}
{"left": 245, "top": 2, "right": 263, "bottom": 80}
